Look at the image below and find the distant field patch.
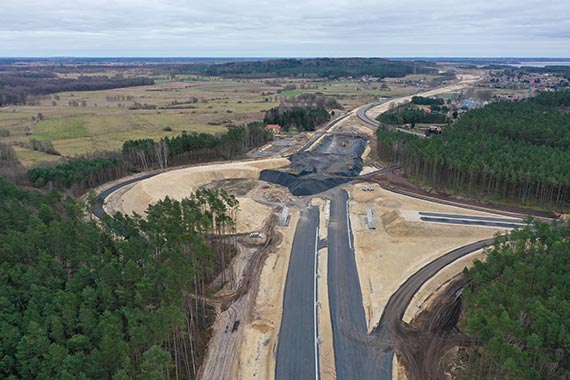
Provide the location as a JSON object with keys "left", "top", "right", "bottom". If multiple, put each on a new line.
{"left": 34, "top": 116, "right": 89, "bottom": 140}
{"left": 12, "top": 146, "right": 63, "bottom": 166}
{"left": 280, "top": 89, "right": 303, "bottom": 97}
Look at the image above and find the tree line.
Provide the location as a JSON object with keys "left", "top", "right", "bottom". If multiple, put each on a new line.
{"left": 28, "top": 156, "right": 128, "bottom": 190}
{"left": 27, "top": 122, "right": 273, "bottom": 194}
{"left": 0, "top": 71, "right": 154, "bottom": 106}
{"left": 377, "top": 108, "right": 449, "bottom": 125}
{"left": 263, "top": 105, "right": 330, "bottom": 132}
{"left": 286, "top": 93, "right": 342, "bottom": 110}
{"left": 459, "top": 220, "right": 570, "bottom": 379}
{"left": 0, "top": 178, "right": 239, "bottom": 380}
{"left": 376, "top": 91, "right": 570, "bottom": 209}
{"left": 411, "top": 95, "right": 445, "bottom": 106}
{"left": 177, "top": 58, "right": 436, "bottom": 79}
{"left": 486, "top": 65, "right": 570, "bottom": 81}
{"left": 123, "top": 122, "right": 273, "bottom": 169}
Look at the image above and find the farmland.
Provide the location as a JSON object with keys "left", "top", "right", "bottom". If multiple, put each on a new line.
{"left": 0, "top": 71, "right": 454, "bottom": 165}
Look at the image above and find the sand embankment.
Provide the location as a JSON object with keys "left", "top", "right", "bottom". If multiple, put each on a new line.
{"left": 104, "top": 158, "right": 289, "bottom": 217}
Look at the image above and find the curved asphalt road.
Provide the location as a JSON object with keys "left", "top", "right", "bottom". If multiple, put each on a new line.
{"left": 276, "top": 87, "right": 544, "bottom": 379}
{"left": 325, "top": 189, "right": 495, "bottom": 379}
{"left": 356, "top": 103, "right": 425, "bottom": 138}
{"left": 92, "top": 172, "right": 160, "bottom": 219}
{"left": 356, "top": 103, "right": 381, "bottom": 128}
{"left": 275, "top": 99, "right": 505, "bottom": 379}
{"left": 374, "top": 238, "right": 494, "bottom": 332}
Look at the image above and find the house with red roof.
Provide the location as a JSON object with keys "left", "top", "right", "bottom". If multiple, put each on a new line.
{"left": 266, "top": 124, "right": 282, "bottom": 135}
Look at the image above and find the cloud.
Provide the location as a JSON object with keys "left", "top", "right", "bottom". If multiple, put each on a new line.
{"left": 0, "top": 0, "right": 568, "bottom": 56}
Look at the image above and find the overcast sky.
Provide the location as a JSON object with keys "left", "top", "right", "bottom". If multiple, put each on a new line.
{"left": 1, "top": 0, "right": 568, "bottom": 57}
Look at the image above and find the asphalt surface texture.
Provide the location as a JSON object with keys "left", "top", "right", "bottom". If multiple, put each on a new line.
{"left": 418, "top": 211, "right": 524, "bottom": 224}
{"left": 370, "top": 239, "right": 494, "bottom": 379}
{"left": 356, "top": 102, "right": 425, "bottom": 138}
{"left": 275, "top": 206, "right": 320, "bottom": 380}
{"left": 278, "top": 205, "right": 494, "bottom": 379}
{"left": 270, "top": 133, "right": 499, "bottom": 379}
{"left": 92, "top": 172, "right": 159, "bottom": 219}
{"left": 327, "top": 189, "right": 383, "bottom": 379}
{"left": 91, "top": 96, "right": 524, "bottom": 379}
{"left": 420, "top": 216, "right": 524, "bottom": 229}
{"left": 357, "top": 103, "right": 381, "bottom": 128}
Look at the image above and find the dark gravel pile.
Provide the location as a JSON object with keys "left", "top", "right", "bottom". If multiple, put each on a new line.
{"left": 260, "top": 134, "right": 367, "bottom": 196}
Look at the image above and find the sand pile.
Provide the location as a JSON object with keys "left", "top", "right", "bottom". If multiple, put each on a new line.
{"left": 380, "top": 209, "right": 400, "bottom": 226}
{"left": 235, "top": 198, "right": 274, "bottom": 233}
{"left": 380, "top": 209, "right": 427, "bottom": 237}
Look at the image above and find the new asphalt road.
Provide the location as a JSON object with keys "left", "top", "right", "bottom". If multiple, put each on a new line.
{"left": 327, "top": 189, "right": 376, "bottom": 378}
{"left": 275, "top": 206, "right": 320, "bottom": 380}
{"left": 324, "top": 191, "right": 495, "bottom": 380}
{"left": 92, "top": 172, "right": 159, "bottom": 219}
{"left": 275, "top": 189, "right": 495, "bottom": 380}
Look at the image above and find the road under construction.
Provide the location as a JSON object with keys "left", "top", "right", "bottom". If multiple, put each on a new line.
{"left": 94, "top": 80, "right": 553, "bottom": 380}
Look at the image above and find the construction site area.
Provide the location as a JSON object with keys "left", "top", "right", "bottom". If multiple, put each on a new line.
{"left": 96, "top": 81, "right": 540, "bottom": 380}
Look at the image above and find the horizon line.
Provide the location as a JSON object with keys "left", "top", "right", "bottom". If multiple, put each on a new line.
{"left": 1, "top": 56, "right": 570, "bottom": 60}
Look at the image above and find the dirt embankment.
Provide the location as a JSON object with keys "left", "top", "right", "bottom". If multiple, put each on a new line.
{"left": 104, "top": 158, "right": 289, "bottom": 217}
{"left": 392, "top": 250, "right": 489, "bottom": 380}
{"left": 395, "top": 278, "right": 476, "bottom": 380}
{"left": 200, "top": 176, "right": 297, "bottom": 379}
{"left": 402, "top": 249, "right": 487, "bottom": 325}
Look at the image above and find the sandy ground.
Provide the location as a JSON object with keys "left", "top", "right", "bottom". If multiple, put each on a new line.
{"left": 104, "top": 158, "right": 289, "bottom": 216}
{"left": 235, "top": 209, "right": 300, "bottom": 380}
{"left": 235, "top": 197, "right": 275, "bottom": 233}
{"left": 200, "top": 245, "right": 255, "bottom": 380}
{"left": 318, "top": 246, "right": 336, "bottom": 380}
{"left": 362, "top": 144, "right": 371, "bottom": 161}
{"left": 360, "top": 166, "right": 378, "bottom": 175}
{"left": 347, "top": 182, "right": 506, "bottom": 332}
{"left": 365, "top": 80, "right": 477, "bottom": 120}
{"left": 393, "top": 355, "right": 403, "bottom": 380}
{"left": 335, "top": 114, "right": 377, "bottom": 138}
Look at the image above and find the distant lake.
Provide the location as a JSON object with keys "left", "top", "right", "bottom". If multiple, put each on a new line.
{"left": 509, "top": 61, "right": 570, "bottom": 67}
